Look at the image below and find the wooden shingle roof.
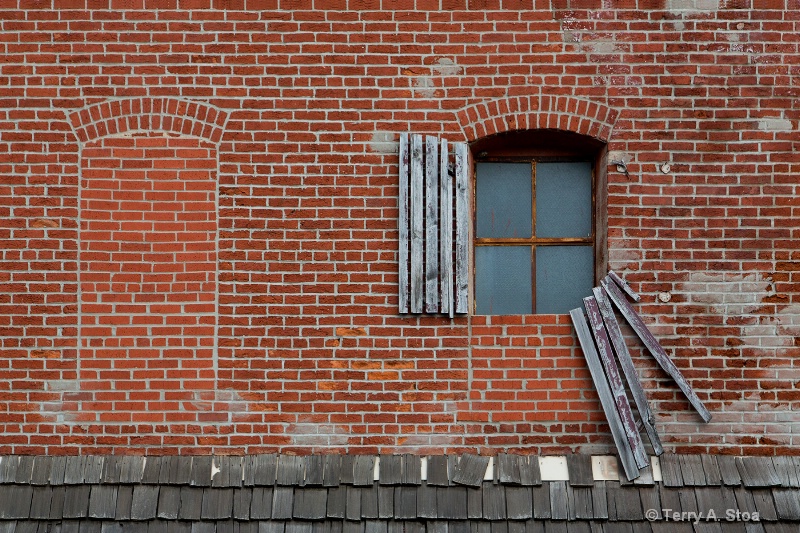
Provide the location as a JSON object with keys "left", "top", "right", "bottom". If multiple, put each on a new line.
{"left": 1, "top": 454, "right": 799, "bottom": 532}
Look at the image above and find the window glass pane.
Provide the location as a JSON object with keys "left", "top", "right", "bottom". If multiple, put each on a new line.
{"left": 476, "top": 162, "right": 532, "bottom": 239}
{"left": 535, "top": 245, "right": 594, "bottom": 314}
{"left": 475, "top": 245, "right": 532, "bottom": 315}
{"left": 535, "top": 162, "right": 592, "bottom": 238}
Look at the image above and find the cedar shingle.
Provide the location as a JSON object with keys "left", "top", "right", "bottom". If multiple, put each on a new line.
{"left": 115, "top": 485, "right": 134, "bottom": 520}
{"left": 233, "top": 487, "right": 253, "bottom": 520}
{"left": 326, "top": 486, "right": 346, "bottom": 519}
{"left": 416, "top": 483, "right": 437, "bottom": 519}
{"left": 361, "top": 486, "right": 379, "bottom": 519}
{"left": 294, "top": 487, "right": 328, "bottom": 520}
{"left": 379, "top": 455, "right": 402, "bottom": 486}
{"left": 247, "top": 455, "right": 277, "bottom": 487}
{"left": 566, "top": 456, "right": 593, "bottom": 487}
{"left": 426, "top": 456, "right": 450, "bottom": 487}
{"left": 0, "top": 484, "right": 33, "bottom": 519}
{"left": 29, "top": 486, "right": 54, "bottom": 519}
{"left": 437, "top": 485, "right": 467, "bottom": 520}
{"left": 64, "top": 456, "right": 86, "bottom": 485}
{"left": 89, "top": 485, "right": 119, "bottom": 519}
{"left": 142, "top": 457, "right": 162, "bottom": 484}
{"left": 660, "top": 455, "right": 683, "bottom": 488}
{"left": 50, "top": 456, "right": 68, "bottom": 486}
{"left": 378, "top": 486, "right": 394, "bottom": 519}
{"left": 498, "top": 454, "right": 521, "bottom": 485}
{"left": 452, "top": 455, "right": 490, "bottom": 488}
{"left": 31, "top": 456, "right": 53, "bottom": 485}
{"left": 15, "top": 456, "right": 34, "bottom": 484}
{"left": 737, "top": 457, "right": 780, "bottom": 488}
{"left": 772, "top": 488, "right": 800, "bottom": 520}
{"left": 700, "top": 455, "right": 722, "bottom": 486}
{"left": 566, "top": 486, "right": 592, "bottom": 520}
{"left": 84, "top": 456, "right": 105, "bottom": 484}
{"left": 179, "top": 487, "right": 204, "bottom": 520}
{"left": 394, "top": 486, "right": 416, "bottom": 519}
{"left": 63, "top": 485, "right": 91, "bottom": 518}
{"left": 346, "top": 486, "right": 362, "bottom": 521}
{"left": 549, "top": 482, "right": 568, "bottom": 521}
{"left": 532, "top": 483, "right": 551, "bottom": 519}
{"left": 157, "top": 485, "right": 180, "bottom": 519}
{"left": 277, "top": 456, "right": 304, "bottom": 486}
{"left": 201, "top": 487, "right": 233, "bottom": 520}
{"left": 305, "top": 456, "right": 324, "bottom": 486}
{"left": 322, "top": 455, "right": 342, "bottom": 487}
{"left": 131, "top": 485, "right": 160, "bottom": 520}
{"left": 353, "top": 456, "right": 375, "bottom": 487}
{"left": 750, "top": 488, "right": 777, "bottom": 521}
{"left": 483, "top": 483, "right": 507, "bottom": 520}
{"left": 250, "top": 487, "right": 274, "bottom": 520}
{"left": 678, "top": 455, "right": 706, "bottom": 487}
{"left": 190, "top": 456, "right": 213, "bottom": 487}
{"left": 716, "top": 456, "right": 741, "bottom": 487}
{"left": 591, "top": 482, "right": 608, "bottom": 520}
{"left": 119, "top": 456, "right": 145, "bottom": 483}
{"left": 272, "top": 486, "right": 294, "bottom": 519}
{"left": 402, "top": 455, "right": 421, "bottom": 485}
{"left": 506, "top": 486, "right": 533, "bottom": 520}
{"left": 519, "top": 456, "right": 541, "bottom": 487}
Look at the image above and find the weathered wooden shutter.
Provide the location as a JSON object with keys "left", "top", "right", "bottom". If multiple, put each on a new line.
{"left": 398, "top": 133, "right": 469, "bottom": 316}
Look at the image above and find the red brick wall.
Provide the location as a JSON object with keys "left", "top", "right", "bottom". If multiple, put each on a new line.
{"left": 0, "top": 1, "right": 798, "bottom": 456}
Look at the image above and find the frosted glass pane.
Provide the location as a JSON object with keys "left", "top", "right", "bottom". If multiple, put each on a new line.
{"left": 476, "top": 162, "right": 532, "bottom": 239}
{"left": 535, "top": 246, "right": 594, "bottom": 314}
{"left": 475, "top": 246, "right": 532, "bottom": 315}
{"left": 536, "top": 162, "right": 592, "bottom": 238}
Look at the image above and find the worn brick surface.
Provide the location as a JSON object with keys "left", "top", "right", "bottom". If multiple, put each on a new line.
{"left": 0, "top": 1, "right": 798, "bottom": 455}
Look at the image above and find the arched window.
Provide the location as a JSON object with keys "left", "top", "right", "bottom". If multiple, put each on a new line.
{"left": 472, "top": 129, "right": 607, "bottom": 315}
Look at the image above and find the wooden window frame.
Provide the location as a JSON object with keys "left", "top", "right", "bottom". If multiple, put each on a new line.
{"left": 471, "top": 129, "right": 608, "bottom": 314}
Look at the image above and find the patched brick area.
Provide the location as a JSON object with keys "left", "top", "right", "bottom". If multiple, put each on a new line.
{"left": 0, "top": 1, "right": 799, "bottom": 455}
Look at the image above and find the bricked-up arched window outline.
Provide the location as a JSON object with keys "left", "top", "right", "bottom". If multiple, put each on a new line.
{"left": 68, "top": 98, "right": 229, "bottom": 423}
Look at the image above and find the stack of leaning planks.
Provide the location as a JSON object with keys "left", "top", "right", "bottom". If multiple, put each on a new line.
{"left": 569, "top": 272, "right": 712, "bottom": 481}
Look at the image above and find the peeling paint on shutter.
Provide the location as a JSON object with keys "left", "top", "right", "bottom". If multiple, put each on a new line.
{"left": 398, "top": 133, "right": 469, "bottom": 316}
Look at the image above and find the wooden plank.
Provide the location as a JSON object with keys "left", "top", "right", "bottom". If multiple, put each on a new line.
{"left": 454, "top": 141, "right": 469, "bottom": 314}
{"left": 425, "top": 135, "right": 439, "bottom": 313}
{"left": 569, "top": 308, "right": 640, "bottom": 481}
{"left": 439, "top": 138, "right": 453, "bottom": 317}
{"left": 410, "top": 133, "right": 424, "bottom": 313}
{"left": 398, "top": 133, "right": 410, "bottom": 314}
{"left": 584, "top": 296, "right": 649, "bottom": 470}
{"left": 593, "top": 287, "right": 663, "bottom": 456}
{"left": 601, "top": 277, "right": 712, "bottom": 422}
{"left": 608, "top": 270, "right": 641, "bottom": 302}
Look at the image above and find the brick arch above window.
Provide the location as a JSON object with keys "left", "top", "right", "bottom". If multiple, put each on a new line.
{"left": 457, "top": 94, "right": 619, "bottom": 143}
{"left": 67, "top": 97, "right": 229, "bottom": 144}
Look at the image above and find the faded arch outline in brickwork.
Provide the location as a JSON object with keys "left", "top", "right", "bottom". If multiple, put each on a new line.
{"left": 67, "top": 97, "right": 228, "bottom": 145}
{"left": 68, "top": 97, "right": 230, "bottom": 430}
{"left": 457, "top": 94, "right": 619, "bottom": 143}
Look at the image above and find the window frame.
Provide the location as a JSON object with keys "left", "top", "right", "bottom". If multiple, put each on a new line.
{"left": 470, "top": 130, "right": 608, "bottom": 315}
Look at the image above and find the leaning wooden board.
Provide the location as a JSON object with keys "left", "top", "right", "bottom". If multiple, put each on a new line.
{"left": 570, "top": 308, "right": 640, "bottom": 481}
{"left": 583, "top": 296, "right": 649, "bottom": 469}
{"left": 601, "top": 276, "right": 712, "bottom": 422}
